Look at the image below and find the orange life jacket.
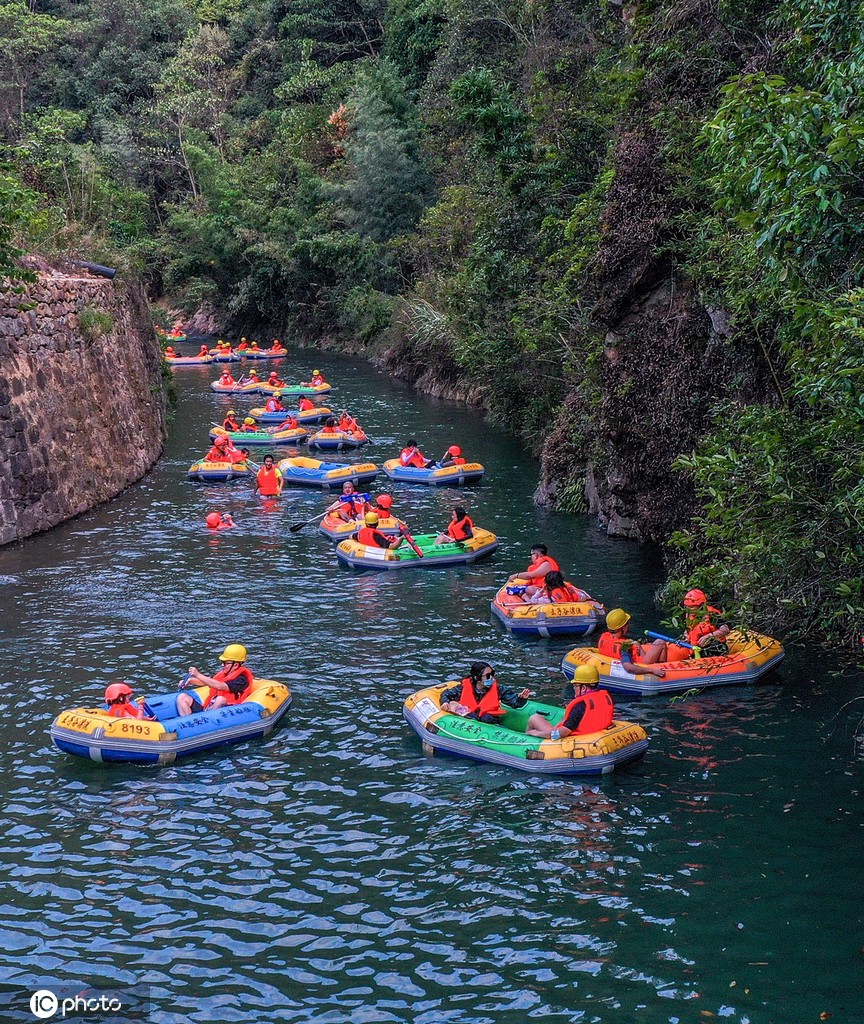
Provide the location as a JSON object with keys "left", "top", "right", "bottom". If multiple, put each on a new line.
{"left": 250, "top": 343, "right": 260, "bottom": 351}
{"left": 298, "top": 397, "right": 314, "bottom": 411}
{"left": 400, "top": 448, "right": 426, "bottom": 468}
{"left": 206, "top": 446, "right": 228, "bottom": 462}
{"left": 257, "top": 466, "right": 281, "bottom": 496}
{"left": 198, "top": 347, "right": 209, "bottom": 356}
{"left": 597, "top": 632, "right": 643, "bottom": 660}
{"left": 687, "top": 618, "right": 717, "bottom": 646}
{"left": 223, "top": 417, "right": 240, "bottom": 431}
{"left": 560, "top": 690, "right": 614, "bottom": 734}
{"left": 265, "top": 398, "right": 282, "bottom": 412}
{"left": 447, "top": 515, "right": 474, "bottom": 541}
{"left": 220, "top": 374, "right": 235, "bottom": 385}
{"left": 278, "top": 417, "right": 298, "bottom": 430}
{"left": 356, "top": 526, "right": 388, "bottom": 547}
{"left": 459, "top": 678, "right": 504, "bottom": 718}
{"left": 204, "top": 665, "right": 255, "bottom": 708}
{"left": 549, "top": 583, "right": 586, "bottom": 603}
{"left": 311, "top": 375, "right": 325, "bottom": 385}
{"left": 527, "top": 555, "right": 560, "bottom": 579}
{"left": 339, "top": 417, "right": 357, "bottom": 432}
{"left": 237, "top": 342, "right": 249, "bottom": 350}
{"left": 451, "top": 456, "right": 466, "bottom": 465}
{"left": 165, "top": 347, "right": 176, "bottom": 357}
{"left": 107, "top": 701, "right": 148, "bottom": 719}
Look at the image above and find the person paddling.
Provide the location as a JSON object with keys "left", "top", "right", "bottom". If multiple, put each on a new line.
{"left": 177, "top": 644, "right": 255, "bottom": 716}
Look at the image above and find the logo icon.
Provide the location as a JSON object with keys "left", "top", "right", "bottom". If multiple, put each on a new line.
{"left": 30, "top": 990, "right": 58, "bottom": 1019}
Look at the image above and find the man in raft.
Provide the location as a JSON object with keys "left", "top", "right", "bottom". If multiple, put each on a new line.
{"left": 439, "top": 662, "right": 532, "bottom": 723}
{"left": 265, "top": 392, "right": 284, "bottom": 413}
{"left": 356, "top": 511, "right": 407, "bottom": 550}
{"left": 176, "top": 644, "right": 256, "bottom": 715}
{"left": 525, "top": 664, "right": 613, "bottom": 738}
{"left": 399, "top": 438, "right": 435, "bottom": 469}
{"left": 598, "top": 609, "right": 667, "bottom": 677}
{"left": 683, "top": 588, "right": 730, "bottom": 650}
{"left": 507, "top": 543, "right": 560, "bottom": 585}
{"left": 327, "top": 481, "right": 370, "bottom": 522}
{"left": 223, "top": 409, "right": 241, "bottom": 431}
{"left": 436, "top": 444, "right": 466, "bottom": 467}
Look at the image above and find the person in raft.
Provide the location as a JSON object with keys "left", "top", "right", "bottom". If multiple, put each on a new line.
{"left": 198, "top": 344, "right": 210, "bottom": 358}
{"left": 298, "top": 395, "right": 316, "bottom": 412}
{"left": 256, "top": 455, "right": 283, "bottom": 497}
{"left": 598, "top": 608, "right": 667, "bottom": 677}
{"left": 304, "top": 368, "right": 326, "bottom": 387}
{"left": 371, "top": 492, "right": 395, "bottom": 519}
{"left": 218, "top": 369, "right": 235, "bottom": 386}
{"left": 399, "top": 438, "right": 435, "bottom": 469}
{"left": 321, "top": 416, "right": 339, "bottom": 434}
{"left": 267, "top": 371, "right": 285, "bottom": 388}
{"left": 104, "top": 682, "right": 155, "bottom": 720}
{"left": 176, "top": 644, "right": 255, "bottom": 716}
{"left": 338, "top": 410, "right": 358, "bottom": 433}
{"left": 270, "top": 338, "right": 286, "bottom": 352}
{"left": 524, "top": 664, "right": 613, "bottom": 739}
{"left": 236, "top": 337, "right": 249, "bottom": 351}
{"left": 440, "top": 662, "right": 533, "bottom": 723}
{"left": 239, "top": 417, "right": 258, "bottom": 433}
{"left": 683, "top": 588, "right": 731, "bottom": 652}
{"left": 327, "top": 481, "right": 370, "bottom": 522}
{"left": 273, "top": 411, "right": 299, "bottom": 432}
{"left": 434, "top": 505, "right": 474, "bottom": 545}
{"left": 523, "top": 570, "right": 589, "bottom": 604}
{"left": 164, "top": 346, "right": 177, "bottom": 358}
{"left": 356, "top": 511, "right": 407, "bottom": 550}
{"left": 222, "top": 409, "right": 241, "bottom": 432}
{"left": 238, "top": 369, "right": 259, "bottom": 386}
{"left": 436, "top": 445, "right": 466, "bottom": 467}
{"left": 507, "top": 543, "right": 560, "bottom": 585}
{"left": 264, "top": 392, "right": 284, "bottom": 414}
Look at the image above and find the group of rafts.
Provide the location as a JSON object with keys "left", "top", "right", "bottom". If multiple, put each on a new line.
{"left": 51, "top": 337, "right": 786, "bottom": 773}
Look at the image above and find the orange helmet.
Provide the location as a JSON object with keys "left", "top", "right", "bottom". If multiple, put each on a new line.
{"left": 683, "top": 588, "right": 707, "bottom": 608}
{"left": 215, "top": 435, "right": 229, "bottom": 447}
{"left": 105, "top": 682, "right": 133, "bottom": 703}
{"left": 375, "top": 493, "right": 393, "bottom": 510}
{"left": 206, "top": 512, "right": 221, "bottom": 529}
{"left": 447, "top": 445, "right": 462, "bottom": 456}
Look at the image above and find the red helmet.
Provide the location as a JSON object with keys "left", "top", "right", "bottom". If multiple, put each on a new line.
{"left": 447, "top": 445, "right": 462, "bottom": 456}
{"left": 375, "top": 493, "right": 393, "bottom": 510}
{"left": 215, "top": 435, "right": 229, "bottom": 446}
{"left": 206, "top": 512, "right": 221, "bottom": 529}
{"left": 105, "top": 682, "right": 133, "bottom": 703}
{"left": 683, "top": 588, "right": 707, "bottom": 608}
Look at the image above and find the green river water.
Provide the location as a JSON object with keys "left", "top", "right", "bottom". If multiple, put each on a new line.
{"left": 0, "top": 348, "right": 861, "bottom": 1023}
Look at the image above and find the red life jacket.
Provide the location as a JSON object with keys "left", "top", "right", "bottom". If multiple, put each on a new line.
{"left": 339, "top": 417, "right": 356, "bottom": 432}
{"left": 204, "top": 665, "right": 255, "bottom": 708}
{"left": 223, "top": 417, "right": 240, "bottom": 431}
{"left": 687, "top": 618, "right": 716, "bottom": 646}
{"left": 237, "top": 342, "right": 249, "bottom": 350}
{"left": 356, "top": 526, "right": 388, "bottom": 547}
{"left": 298, "top": 398, "right": 314, "bottom": 410}
{"left": 198, "top": 347, "right": 209, "bottom": 356}
{"left": 265, "top": 398, "right": 281, "bottom": 412}
{"left": 447, "top": 515, "right": 474, "bottom": 541}
{"left": 220, "top": 374, "right": 234, "bottom": 385}
{"left": 107, "top": 701, "right": 147, "bottom": 719}
{"left": 311, "top": 375, "right": 325, "bottom": 385}
{"left": 278, "top": 417, "right": 298, "bottom": 430}
{"left": 459, "top": 678, "right": 504, "bottom": 718}
{"left": 560, "top": 690, "right": 614, "bottom": 734}
{"left": 400, "top": 448, "right": 426, "bottom": 468}
{"left": 257, "top": 466, "right": 281, "bottom": 496}
{"left": 206, "top": 446, "right": 228, "bottom": 462}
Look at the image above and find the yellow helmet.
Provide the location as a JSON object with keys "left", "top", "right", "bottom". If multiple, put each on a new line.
{"left": 244, "top": 417, "right": 255, "bottom": 425}
{"left": 219, "top": 643, "right": 247, "bottom": 663}
{"left": 226, "top": 409, "right": 236, "bottom": 416}
{"left": 606, "top": 608, "right": 631, "bottom": 631}
{"left": 573, "top": 664, "right": 600, "bottom": 686}
{"left": 313, "top": 369, "right": 321, "bottom": 375}
{"left": 364, "top": 512, "right": 379, "bottom": 526}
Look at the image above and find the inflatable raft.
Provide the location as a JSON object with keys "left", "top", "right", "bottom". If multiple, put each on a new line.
{"left": 276, "top": 456, "right": 379, "bottom": 489}
{"left": 336, "top": 528, "right": 498, "bottom": 570}
{"left": 382, "top": 459, "right": 486, "bottom": 486}
{"left": 166, "top": 354, "right": 212, "bottom": 365}
{"left": 318, "top": 512, "right": 405, "bottom": 541}
{"left": 210, "top": 379, "right": 263, "bottom": 394}
{"left": 562, "top": 629, "right": 785, "bottom": 696}
{"left": 249, "top": 406, "right": 333, "bottom": 426}
{"left": 403, "top": 684, "right": 648, "bottom": 775}
{"left": 242, "top": 349, "right": 282, "bottom": 360}
{"left": 308, "top": 428, "right": 370, "bottom": 450}
{"left": 209, "top": 425, "right": 308, "bottom": 446}
{"left": 166, "top": 333, "right": 187, "bottom": 342}
{"left": 491, "top": 584, "right": 605, "bottom": 638}
{"left": 50, "top": 680, "right": 291, "bottom": 764}
{"left": 187, "top": 459, "right": 250, "bottom": 481}
{"left": 259, "top": 381, "right": 332, "bottom": 398}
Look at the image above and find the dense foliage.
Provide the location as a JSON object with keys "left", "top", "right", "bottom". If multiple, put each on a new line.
{"left": 1, "top": 0, "right": 862, "bottom": 645}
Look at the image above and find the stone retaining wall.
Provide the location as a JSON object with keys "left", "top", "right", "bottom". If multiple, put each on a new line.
{"left": 0, "top": 263, "right": 167, "bottom": 545}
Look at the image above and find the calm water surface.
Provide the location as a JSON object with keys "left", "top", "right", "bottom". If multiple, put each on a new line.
{"left": 0, "top": 349, "right": 861, "bottom": 1023}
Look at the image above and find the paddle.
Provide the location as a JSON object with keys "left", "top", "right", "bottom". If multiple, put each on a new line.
{"left": 399, "top": 523, "right": 424, "bottom": 558}
{"left": 645, "top": 630, "right": 702, "bottom": 656}
{"left": 289, "top": 509, "right": 330, "bottom": 533}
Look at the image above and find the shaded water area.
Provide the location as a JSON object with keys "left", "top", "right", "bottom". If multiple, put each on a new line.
{"left": 0, "top": 348, "right": 862, "bottom": 1023}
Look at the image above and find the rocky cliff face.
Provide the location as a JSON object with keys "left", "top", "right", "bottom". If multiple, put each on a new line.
{"left": 0, "top": 261, "right": 167, "bottom": 545}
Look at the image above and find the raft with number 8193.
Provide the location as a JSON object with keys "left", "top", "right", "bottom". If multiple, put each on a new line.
{"left": 403, "top": 684, "right": 648, "bottom": 775}
{"left": 561, "top": 629, "right": 785, "bottom": 697}
{"left": 50, "top": 680, "right": 292, "bottom": 764}
{"left": 336, "top": 529, "right": 498, "bottom": 570}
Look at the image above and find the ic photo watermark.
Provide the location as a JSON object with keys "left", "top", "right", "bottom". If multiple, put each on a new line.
{"left": 0, "top": 986, "right": 151, "bottom": 1023}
